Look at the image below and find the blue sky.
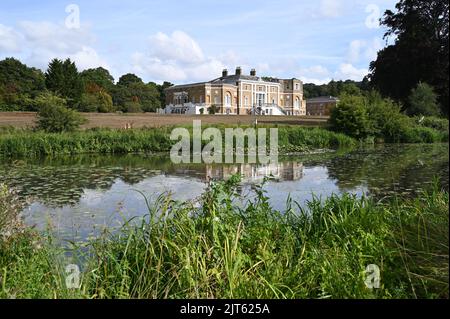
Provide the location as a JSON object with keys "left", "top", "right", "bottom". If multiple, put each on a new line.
{"left": 0, "top": 0, "right": 396, "bottom": 84}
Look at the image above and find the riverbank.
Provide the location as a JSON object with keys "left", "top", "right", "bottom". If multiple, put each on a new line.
{"left": 0, "top": 178, "right": 448, "bottom": 299}
{"left": 0, "top": 125, "right": 356, "bottom": 158}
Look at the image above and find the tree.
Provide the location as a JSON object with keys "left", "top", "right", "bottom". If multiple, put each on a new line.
{"left": 45, "top": 58, "right": 83, "bottom": 107}
{"left": 408, "top": 82, "right": 441, "bottom": 116}
{"left": 35, "top": 92, "right": 87, "bottom": 132}
{"left": 157, "top": 81, "right": 173, "bottom": 108}
{"left": 0, "top": 58, "right": 45, "bottom": 111}
{"left": 117, "top": 73, "right": 143, "bottom": 87}
{"left": 329, "top": 94, "right": 372, "bottom": 139}
{"left": 368, "top": 0, "right": 449, "bottom": 116}
{"left": 79, "top": 89, "right": 114, "bottom": 113}
{"left": 113, "top": 74, "right": 161, "bottom": 112}
{"left": 80, "top": 67, "right": 115, "bottom": 93}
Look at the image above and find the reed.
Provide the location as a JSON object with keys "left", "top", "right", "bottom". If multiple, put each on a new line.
{"left": 0, "top": 178, "right": 447, "bottom": 299}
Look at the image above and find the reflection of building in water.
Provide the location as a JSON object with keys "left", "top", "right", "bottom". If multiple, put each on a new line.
{"left": 206, "top": 162, "right": 303, "bottom": 183}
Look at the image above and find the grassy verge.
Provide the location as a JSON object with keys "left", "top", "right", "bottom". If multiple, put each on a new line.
{"left": 0, "top": 178, "right": 448, "bottom": 299}
{"left": 0, "top": 126, "right": 356, "bottom": 158}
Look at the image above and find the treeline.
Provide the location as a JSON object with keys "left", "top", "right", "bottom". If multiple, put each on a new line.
{"left": 0, "top": 57, "right": 173, "bottom": 113}
{"left": 303, "top": 80, "right": 369, "bottom": 100}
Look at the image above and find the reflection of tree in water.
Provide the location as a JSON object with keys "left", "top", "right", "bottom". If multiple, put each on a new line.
{"left": 1, "top": 145, "right": 447, "bottom": 207}
{"left": 325, "top": 144, "right": 449, "bottom": 198}
{"left": 1, "top": 155, "right": 196, "bottom": 207}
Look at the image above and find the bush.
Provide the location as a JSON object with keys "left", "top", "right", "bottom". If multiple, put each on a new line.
{"left": 407, "top": 82, "right": 441, "bottom": 117}
{"left": 366, "top": 92, "right": 412, "bottom": 142}
{"left": 124, "top": 101, "right": 142, "bottom": 113}
{"left": 329, "top": 94, "right": 372, "bottom": 139}
{"left": 419, "top": 116, "right": 449, "bottom": 133}
{"left": 79, "top": 91, "right": 114, "bottom": 113}
{"left": 36, "top": 93, "right": 87, "bottom": 133}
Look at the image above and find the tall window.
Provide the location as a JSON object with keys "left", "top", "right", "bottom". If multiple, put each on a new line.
{"left": 295, "top": 97, "right": 300, "bottom": 108}
{"left": 225, "top": 92, "right": 232, "bottom": 106}
{"left": 256, "top": 93, "right": 265, "bottom": 106}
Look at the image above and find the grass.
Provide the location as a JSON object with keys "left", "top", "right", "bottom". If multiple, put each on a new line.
{"left": 0, "top": 177, "right": 448, "bottom": 299}
{"left": 0, "top": 125, "right": 356, "bottom": 158}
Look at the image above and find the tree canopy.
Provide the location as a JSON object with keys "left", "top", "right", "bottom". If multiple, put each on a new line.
{"left": 368, "top": 0, "right": 449, "bottom": 116}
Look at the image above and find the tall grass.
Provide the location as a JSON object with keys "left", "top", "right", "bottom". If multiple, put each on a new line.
{"left": 1, "top": 178, "right": 447, "bottom": 299}
{"left": 0, "top": 126, "right": 356, "bottom": 158}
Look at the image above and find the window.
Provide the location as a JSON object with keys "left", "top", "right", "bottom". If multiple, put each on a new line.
{"left": 245, "top": 96, "right": 249, "bottom": 106}
{"left": 295, "top": 84, "right": 299, "bottom": 90}
{"left": 225, "top": 92, "right": 232, "bottom": 106}
{"left": 295, "top": 97, "right": 300, "bottom": 108}
{"left": 256, "top": 93, "right": 265, "bottom": 106}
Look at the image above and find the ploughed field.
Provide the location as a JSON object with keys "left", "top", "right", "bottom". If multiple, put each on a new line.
{"left": 0, "top": 112, "right": 329, "bottom": 129}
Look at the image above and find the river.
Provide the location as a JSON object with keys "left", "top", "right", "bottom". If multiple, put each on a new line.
{"left": 0, "top": 144, "right": 448, "bottom": 242}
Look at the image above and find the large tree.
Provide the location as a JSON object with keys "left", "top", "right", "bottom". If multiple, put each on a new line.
{"left": 45, "top": 58, "right": 83, "bottom": 107}
{"left": 0, "top": 58, "right": 45, "bottom": 111}
{"left": 368, "top": 0, "right": 449, "bottom": 116}
{"left": 80, "top": 67, "right": 115, "bottom": 93}
{"left": 113, "top": 74, "right": 161, "bottom": 112}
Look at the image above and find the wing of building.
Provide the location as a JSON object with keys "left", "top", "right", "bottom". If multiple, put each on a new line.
{"left": 163, "top": 67, "right": 306, "bottom": 116}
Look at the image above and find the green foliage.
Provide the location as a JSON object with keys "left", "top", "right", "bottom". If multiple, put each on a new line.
{"left": 418, "top": 116, "right": 449, "bottom": 132}
{"left": 407, "top": 82, "right": 441, "bottom": 116}
{"left": 113, "top": 75, "right": 161, "bottom": 113}
{"left": 0, "top": 58, "right": 46, "bottom": 111}
{"left": 0, "top": 180, "right": 447, "bottom": 298}
{"left": 0, "top": 125, "right": 354, "bottom": 158}
{"left": 330, "top": 91, "right": 448, "bottom": 143}
{"left": 79, "top": 90, "right": 114, "bottom": 113}
{"left": 80, "top": 67, "right": 115, "bottom": 93}
{"left": 124, "top": 101, "right": 143, "bottom": 113}
{"left": 369, "top": 0, "right": 449, "bottom": 116}
{"left": 303, "top": 80, "right": 366, "bottom": 99}
{"left": 45, "top": 59, "right": 83, "bottom": 107}
{"left": 35, "top": 93, "right": 87, "bottom": 133}
{"left": 208, "top": 105, "right": 219, "bottom": 115}
{"left": 329, "top": 94, "right": 372, "bottom": 139}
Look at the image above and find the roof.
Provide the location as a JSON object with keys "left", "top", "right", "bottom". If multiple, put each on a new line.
{"left": 306, "top": 96, "right": 340, "bottom": 103}
{"left": 166, "top": 74, "right": 302, "bottom": 90}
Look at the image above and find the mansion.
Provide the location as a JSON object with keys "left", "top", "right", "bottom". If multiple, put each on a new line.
{"left": 163, "top": 67, "right": 306, "bottom": 116}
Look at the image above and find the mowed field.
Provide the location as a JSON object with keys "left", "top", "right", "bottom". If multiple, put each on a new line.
{"left": 0, "top": 112, "right": 329, "bottom": 129}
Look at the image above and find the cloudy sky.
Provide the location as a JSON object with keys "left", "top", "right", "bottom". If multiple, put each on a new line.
{"left": 0, "top": 0, "right": 396, "bottom": 85}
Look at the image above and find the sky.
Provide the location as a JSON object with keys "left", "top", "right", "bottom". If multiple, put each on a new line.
{"left": 0, "top": 0, "right": 397, "bottom": 85}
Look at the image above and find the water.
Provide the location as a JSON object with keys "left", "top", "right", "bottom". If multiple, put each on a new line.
{"left": 1, "top": 144, "right": 448, "bottom": 242}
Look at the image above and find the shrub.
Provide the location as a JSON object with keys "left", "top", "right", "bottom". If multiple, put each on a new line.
{"left": 419, "top": 116, "right": 449, "bottom": 133}
{"left": 124, "top": 101, "right": 142, "bottom": 113}
{"left": 407, "top": 82, "right": 441, "bottom": 117}
{"left": 36, "top": 94, "right": 87, "bottom": 133}
{"left": 329, "top": 94, "right": 372, "bottom": 139}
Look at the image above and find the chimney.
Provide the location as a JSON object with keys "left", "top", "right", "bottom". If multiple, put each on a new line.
{"left": 222, "top": 69, "right": 228, "bottom": 77}
{"left": 235, "top": 66, "right": 242, "bottom": 76}
{"left": 250, "top": 69, "right": 256, "bottom": 76}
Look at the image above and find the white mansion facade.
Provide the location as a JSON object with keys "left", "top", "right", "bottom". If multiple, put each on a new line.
{"left": 163, "top": 67, "right": 306, "bottom": 116}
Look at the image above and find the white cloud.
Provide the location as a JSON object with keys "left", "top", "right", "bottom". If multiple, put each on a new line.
{"left": 299, "top": 65, "right": 331, "bottom": 84}
{"left": 347, "top": 38, "right": 383, "bottom": 64}
{"left": 150, "top": 31, "right": 204, "bottom": 65}
{"left": 0, "top": 24, "right": 22, "bottom": 53}
{"left": 132, "top": 31, "right": 233, "bottom": 83}
{"left": 0, "top": 21, "right": 110, "bottom": 72}
{"left": 335, "top": 63, "right": 368, "bottom": 81}
{"left": 320, "top": 0, "right": 342, "bottom": 18}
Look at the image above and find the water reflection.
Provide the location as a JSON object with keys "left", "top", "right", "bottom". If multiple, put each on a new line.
{"left": 0, "top": 144, "right": 448, "bottom": 241}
